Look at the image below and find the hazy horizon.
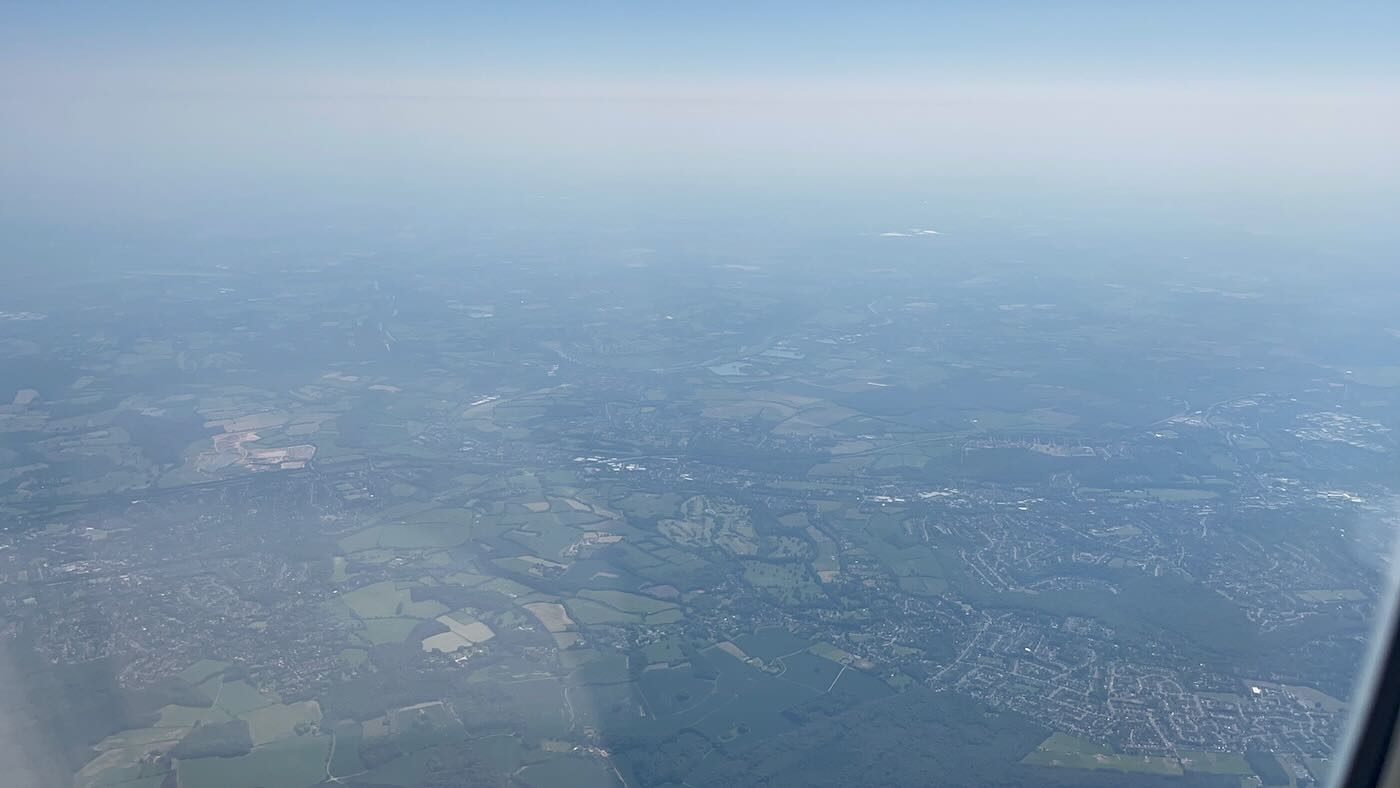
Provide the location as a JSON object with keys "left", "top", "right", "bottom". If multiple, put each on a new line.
{"left": 3, "top": 2, "right": 1398, "bottom": 245}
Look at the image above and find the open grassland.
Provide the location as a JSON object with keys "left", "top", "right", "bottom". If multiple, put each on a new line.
{"left": 524, "top": 601, "right": 575, "bottom": 632}
{"left": 242, "top": 700, "right": 321, "bottom": 746}
{"left": 359, "top": 617, "right": 422, "bottom": 645}
{"left": 1023, "top": 733, "right": 1183, "bottom": 775}
{"left": 516, "top": 754, "right": 623, "bottom": 788}
{"left": 175, "top": 734, "right": 330, "bottom": 788}
{"left": 214, "top": 679, "right": 277, "bottom": 716}
{"left": 1179, "top": 750, "right": 1254, "bottom": 775}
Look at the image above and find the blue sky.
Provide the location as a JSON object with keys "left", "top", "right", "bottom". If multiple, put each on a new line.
{"left": 2, "top": 2, "right": 1397, "bottom": 233}
{"left": 4, "top": 1, "right": 1397, "bottom": 96}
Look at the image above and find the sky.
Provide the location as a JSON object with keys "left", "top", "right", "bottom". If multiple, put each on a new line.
{"left": 4, "top": 2, "right": 1398, "bottom": 95}
{"left": 1, "top": 1, "right": 1398, "bottom": 240}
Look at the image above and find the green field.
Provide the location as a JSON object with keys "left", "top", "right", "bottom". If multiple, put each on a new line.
{"left": 155, "top": 704, "right": 232, "bottom": 728}
{"left": 176, "top": 735, "right": 330, "bottom": 788}
{"left": 480, "top": 577, "right": 536, "bottom": 597}
{"left": 807, "top": 526, "right": 840, "bottom": 572}
{"left": 569, "top": 653, "right": 631, "bottom": 685}
{"left": 735, "top": 627, "right": 809, "bottom": 660}
{"left": 614, "top": 492, "right": 685, "bottom": 519}
{"left": 516, "top": 754, "right": 622, "bottom": 788}
{"left": 570, "top": 681, "right": 643, "bottom": 731}
{"left": 1179, "top": 750, "right": 1253, "bottom": 775}
{"left": 464, "top": 734, "right": 536, "bottom": 774}
{"left": 341, "top": 580, "right": 414, "bottom": 618}
{"left": 898, "top": 575, "right": 949, "bottom": 595}
{"left": 642, "top": 637, "right": 686, "bottom": 664}
{"left": 79, "top": 766, "right": 169, "bottom": 788}
{"left": 565, "top": 597, "right": 642, "bottom": 626}
{"left": 577, "top": 588, "right": 677, "bottom": 615}
{"left": 826, "top": 663, "right": 894, "bottom": 701}
{"left": 563, "top": 592, "right": 684, "bottom": 627}
{"left": 76, "top": 738, "right": 178, "bottom": 788}
{"left": 389, "top": 700, "right": 457, "bottom": 733}
{"left": 778, "top": 651, "right": 843, "bottom": 691}
{"left": 338, "top": 520, "right": 472, "bottom": 552}
{"left": 338, "top": 507, "right": 475, "bottom": 553}
{"left": 646, "top": 608, "right": 685, "bottom": 625}
{"left": 177, "top": 659, "right": 230, "bottom": 686}
{"left": 404, "top": 598, "right": 451, "bottom": 618}
{"left": 360, "top": 748, "right": 439, "bottom": 786}
{"left": 501, "top": 520, "right": 580, "bottom": 557}
{"left": 1281, "top": 683, "right": 1348, "bottom": 712}
{"left": 327, "top": 720, "right": 364, "bottom": 779}
{"left": 243, "top": 700, "right": 321, "bottom": 746}
{"left": 359, "top": 616, "right": 423, "bottom": 645}
{"left": 213, "top": 679, "right": 277, "bottom": 716}
{"left": 1023, "top": 733, "right": 1183, "bottom": 775}
{"left": 196, "top": 671, "right": 225, "bottom": 702}
{"left": 639, "top": 667, "right": 717, "bottom": 717}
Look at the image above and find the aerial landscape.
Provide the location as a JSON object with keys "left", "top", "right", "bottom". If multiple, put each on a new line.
{"left": 3, "top": 3, "right": 1398, "bottom": 788}
{"left": 2, "top": 212, "right": 1397, "bottom": 788}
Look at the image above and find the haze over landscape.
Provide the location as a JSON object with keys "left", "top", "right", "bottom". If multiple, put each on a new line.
{"left": 2, "top": 3, "right": 1400, "bottom": 788}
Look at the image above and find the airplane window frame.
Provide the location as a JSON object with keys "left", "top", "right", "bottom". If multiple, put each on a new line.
{"left": 1335, "top": 574, "right": 1400, "bottom": 788}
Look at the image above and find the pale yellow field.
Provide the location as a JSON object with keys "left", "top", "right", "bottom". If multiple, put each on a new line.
{"left": 523, "top": 601, "right": 575, "bottom": 632}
